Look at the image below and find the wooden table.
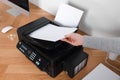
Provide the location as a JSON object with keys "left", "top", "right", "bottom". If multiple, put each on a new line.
{"left": 0, "top": 0, "right": 119, "bottom": 80}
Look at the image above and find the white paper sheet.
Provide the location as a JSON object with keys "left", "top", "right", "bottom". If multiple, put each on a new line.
{"left": 82, "top": 63, "right": 120, "bottom": 80}
{"left": 54, "top": 3, "right": 84, "bottom": 27}
{"left": 29, "top": 24, "right": 77, "bottom": 42}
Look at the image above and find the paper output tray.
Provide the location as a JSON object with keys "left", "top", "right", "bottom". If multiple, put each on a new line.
{"left": 26, "top": 37, "right": 64, "bottom": 50}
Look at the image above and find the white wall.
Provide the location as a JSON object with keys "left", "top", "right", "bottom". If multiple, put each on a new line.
{"left": 69, "top": 0, "right": 120, "bottom": 37}
{"left": 29, "top": 0, "right": 68, "bottom": 15}
{"left": 30, "top": 0, "right": 120, "bottom": 37}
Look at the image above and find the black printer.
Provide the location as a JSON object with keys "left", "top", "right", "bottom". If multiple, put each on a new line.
{"left": 16, "top": 17, "right": 88, "bottom": 78}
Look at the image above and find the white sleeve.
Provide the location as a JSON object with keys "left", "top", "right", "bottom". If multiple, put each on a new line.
{"left": 83, "top": 36, "right": 120, "bottom": 54}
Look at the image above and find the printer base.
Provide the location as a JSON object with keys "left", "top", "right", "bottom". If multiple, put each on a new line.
{"left": 17, "top": 40, "right": 88, "bottom": 78}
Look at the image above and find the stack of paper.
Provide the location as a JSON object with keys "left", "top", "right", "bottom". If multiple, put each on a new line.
{"left": 82, "top": 63, "right": 120, "bottom": 80}
{"left": 29, "top": 24, "right": 77, "bottom": 42}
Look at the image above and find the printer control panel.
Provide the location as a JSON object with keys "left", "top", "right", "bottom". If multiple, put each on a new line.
{"left": 17, "top": 41, "right": 49, "bottom": 71}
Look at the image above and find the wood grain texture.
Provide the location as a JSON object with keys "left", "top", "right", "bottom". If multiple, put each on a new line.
{"left": 0, "top": 0, "right": 119, "bottom": 80}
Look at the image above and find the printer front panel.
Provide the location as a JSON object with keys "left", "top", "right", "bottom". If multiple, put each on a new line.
{"left": 17, "top": 41, "right": 50, "bottom": 70}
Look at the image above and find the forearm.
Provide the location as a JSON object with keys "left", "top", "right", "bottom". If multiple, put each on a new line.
{"left": 83, "top": 36, "right": 120, "bottom": 54}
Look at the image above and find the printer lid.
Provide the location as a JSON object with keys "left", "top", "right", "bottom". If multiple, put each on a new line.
{"left": 54, "top": 3, "right": 84, "bottom": 28}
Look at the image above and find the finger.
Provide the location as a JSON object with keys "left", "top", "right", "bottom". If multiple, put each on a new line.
{"left": 64, "top": 34, "right": 72, "bottom": 38}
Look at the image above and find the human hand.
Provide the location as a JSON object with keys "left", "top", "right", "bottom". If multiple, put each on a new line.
{"left": 61, "top": 33, "right": 83, "bottom": 46}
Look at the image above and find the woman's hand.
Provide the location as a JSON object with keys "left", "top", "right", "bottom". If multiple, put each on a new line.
{"left": 61, "top": 33, "right": 83, "bottom": 46}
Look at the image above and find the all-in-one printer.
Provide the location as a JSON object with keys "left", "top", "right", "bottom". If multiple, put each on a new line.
{"left": 16, "top": 4, "right": 88, "bottom": 78}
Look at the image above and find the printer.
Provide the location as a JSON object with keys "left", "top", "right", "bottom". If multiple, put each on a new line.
{"left": 16, "top": 4, "right": 88, "bottom": 78}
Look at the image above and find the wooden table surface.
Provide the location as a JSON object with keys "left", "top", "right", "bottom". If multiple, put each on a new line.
{"left": 0, "top": 0, "right": 119, "bottom": 80}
